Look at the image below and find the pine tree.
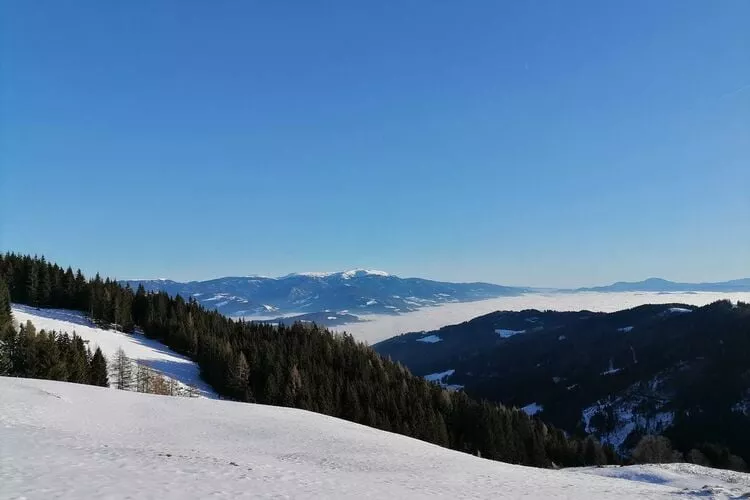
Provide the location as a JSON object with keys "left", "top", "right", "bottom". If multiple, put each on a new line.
{"left": 89, "top": 347, "right": 109, "bottom": 387}
{"left": 26, "top": 260, "right": 39, "bottom": 307}
{"left": 63, "top": 267, "right": 76, "bottom": 309}
{"left": 228, "top": 351, "right": 249, "bottom": 400}
{"left": 0, "top": 322, "right": 15, "bottom": 375}
{"left": 584, "top": 436, "right": 606, "bottom": 465}
{"left": 66, "top": 336, "right": 90, "bottom": 384}
{"left": 0, "top": 276, "right": 12, "bottom": 327}
{"left": 74, "top": 269, "right": 88, "bottom": 310}
{"left": 38, "top": 257, "right": 52, "bottom": 307}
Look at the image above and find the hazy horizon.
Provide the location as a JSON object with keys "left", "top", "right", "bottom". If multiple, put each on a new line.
{"left": 117, "top": 268, "right": 750, "bottom": 290}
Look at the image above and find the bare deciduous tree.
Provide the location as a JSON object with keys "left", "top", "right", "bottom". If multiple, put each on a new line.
{"left": 111, "top": 347, "right": 133, "bottom": 391}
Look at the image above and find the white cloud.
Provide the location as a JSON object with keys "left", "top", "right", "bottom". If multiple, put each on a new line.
{"left": 336, "top": 292, "right": 750, "bottom": 344}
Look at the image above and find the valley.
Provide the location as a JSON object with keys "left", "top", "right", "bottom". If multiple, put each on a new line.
{"left": 375, "top": 300, "right": 750, "bottom": 468}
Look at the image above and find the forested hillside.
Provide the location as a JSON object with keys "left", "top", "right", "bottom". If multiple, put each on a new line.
{"left": 376, "top": 303, "right": 750, "bottom": 470}
{"left": 0, "top": 252, "right": 615, "bottom": 469}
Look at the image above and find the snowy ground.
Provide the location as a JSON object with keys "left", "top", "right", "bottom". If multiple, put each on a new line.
{"left": 578, "top": 464, "right": 750, "bottom": 499}
{"left": 2, "top": 378, "right": 749, "bottom": 499}
{"left": 338, "top": 291, "right": 750, "bottom": 344}
{"left": 11, "top": 304, "right": 215, "bottom": 398}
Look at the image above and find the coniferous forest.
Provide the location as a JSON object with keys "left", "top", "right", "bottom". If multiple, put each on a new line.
{"left": 0, "top": 252, "right": 622, "bottom": 468}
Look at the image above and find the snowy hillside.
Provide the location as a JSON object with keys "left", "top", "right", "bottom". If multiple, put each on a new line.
{"left": 11, "top": 304, "right": 215, "bottom": 397}
{"left": 3, "top": 377, "right": 749, "bottom": 499}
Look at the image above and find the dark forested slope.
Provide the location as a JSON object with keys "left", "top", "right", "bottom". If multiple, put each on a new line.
{"left": 375, "top": 302, "right": 750, "bottom": 468}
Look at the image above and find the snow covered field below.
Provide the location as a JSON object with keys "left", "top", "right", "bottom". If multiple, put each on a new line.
{"left": 11, "top": 304, "right": 215, "bottom": 398}
{"left": 2, "top": 377, "right": 749, "bottom": 499}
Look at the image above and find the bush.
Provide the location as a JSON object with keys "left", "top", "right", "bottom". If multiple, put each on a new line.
{"left": 632, "top": 435, "right": 681, "bottom": 464}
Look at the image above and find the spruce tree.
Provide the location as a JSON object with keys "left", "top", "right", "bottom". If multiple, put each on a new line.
{"left": 0, "top": 276, "right": 12, "bottom": 328}
{"left": 228, "top": 351, "right": 249, "bottom": 400}
{"left": 38, "top": 257, "right": 52, "bottom": 307}
{"left": 67, "top": 336, "right": 90, "bottom": 384}
{"left": 64, "top": 267, "right": 76, "bottom": 309}
{"left": 89, "top": 347, "right": 109, "bottom": 387}
{"left": 0, "top": 322, "right": 15, "bottom": 375}
{"left": 26, "top": 260, "right": 39, "bottom": 307}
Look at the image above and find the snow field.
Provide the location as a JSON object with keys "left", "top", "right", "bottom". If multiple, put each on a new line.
{"left": 11, "top": 304, "right": 215, "bottom": 397}
{"left": 3, "top": 377, "right": 749, "bottom": 499}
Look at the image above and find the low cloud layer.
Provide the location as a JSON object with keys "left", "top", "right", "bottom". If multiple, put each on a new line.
{"left": 336, "top": 291, "right": 750, "bottom": 344}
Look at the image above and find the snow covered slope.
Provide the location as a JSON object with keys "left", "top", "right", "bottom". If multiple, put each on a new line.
{"left": 11, "top": 304, "right": 215, "bottom": 397}
{"left": 3, "top": 377, "right": 749, "bottom": 499}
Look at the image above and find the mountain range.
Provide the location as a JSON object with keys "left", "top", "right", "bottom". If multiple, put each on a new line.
{"left": 122, "top": 272, "right": 749, "bottom": 324}
{"left": 122, "top": 270, "right": 526, "bottom": 319}
{"left": 575, "top": 278, "right": 750, "bottom": 293}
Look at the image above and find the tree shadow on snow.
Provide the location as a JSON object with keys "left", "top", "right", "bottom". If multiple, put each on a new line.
{"left": 12, "top": 304, "right": 95, "bottom": 329}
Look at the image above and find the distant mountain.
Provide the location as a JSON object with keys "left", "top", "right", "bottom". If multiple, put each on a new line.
{"left": 259, "top": 311, "right": 365, "bottom": 327}
{"left": 123, "top": 270, "right": 526, "bottom": 318}
{"left": 374, "top": 300, "right": 750, "bottom": 462}
{"left": 576, "top": 277, "right": 750, "bottom": 293}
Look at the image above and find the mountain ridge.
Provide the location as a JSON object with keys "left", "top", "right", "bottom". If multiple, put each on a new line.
{"left": 576, "top": 277, "right": 750, "bottom": 293}
{"left": 122, "top": 272, "right": 526, "bottom": 318}
{"left": 122, "top": 272, "right": 750, "bottom": 323}
{"left": 374, "top": 300, "right": 750, "bottom": 465}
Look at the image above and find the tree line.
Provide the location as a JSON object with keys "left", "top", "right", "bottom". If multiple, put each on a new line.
{"left": 1, "top": 252, "right": 620, "bottom": 468}
{"left": 0, "top": 318, "right": 109, "bottom": 387}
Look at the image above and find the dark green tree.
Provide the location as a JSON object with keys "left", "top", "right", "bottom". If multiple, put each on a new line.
{"left": 89, "top": 347, "right": 109, "bottom": 387}
{"left": 0, "top": 276, "right": 12, "bottom": 328}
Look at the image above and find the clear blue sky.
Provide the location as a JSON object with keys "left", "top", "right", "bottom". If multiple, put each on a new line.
{"left": 1, "top": 1, "right": 748, "bottom": 287}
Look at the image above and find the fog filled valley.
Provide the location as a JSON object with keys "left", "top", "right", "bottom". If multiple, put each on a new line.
{"left": 330, "top": 290, "right": 750, "bottom": 344}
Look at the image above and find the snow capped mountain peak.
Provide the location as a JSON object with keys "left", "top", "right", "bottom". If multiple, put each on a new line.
{"left": 123, "top": 274, "right": 521, "bottom": 319}
{"left": 281, "top": 269, "right": 391, "bottom": 279}
{"left": 286, "top": 272, "right": 337, "bottom": 278}
{"left": 340, "top": 269, "right": 390, "bottom": 279}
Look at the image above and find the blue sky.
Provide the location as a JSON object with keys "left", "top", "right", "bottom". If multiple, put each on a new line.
{"left": 1, "top": 1, "right": 748, "bottom": 287}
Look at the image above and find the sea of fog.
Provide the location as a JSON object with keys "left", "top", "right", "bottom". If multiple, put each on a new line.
{"left": 333, "top": 291, "right": 750, "bottom": 344}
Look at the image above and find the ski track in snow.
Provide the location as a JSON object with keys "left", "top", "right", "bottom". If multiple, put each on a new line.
{"left": 3, "top": 377, "right": 750, "bottom": 499}
{"left": 11, "top": 304, "right": 216, "bottom": 398}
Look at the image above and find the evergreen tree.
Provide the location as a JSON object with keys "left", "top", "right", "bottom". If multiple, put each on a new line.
{"left": 228, "top": 351, "right": 249, "bottom": 400}
{"left": 584, "top": 436, "right": 606, "bottom": 465}
{"left": 26, "top": 259, "right": 39, "bottom": 307}
{"left": 0, "top": 322, "right": 15, "bottom": 375}
{"left": 0, "top": 276, "right": 12, "bottom": 328}
{"left": 63, "top": 267, "right": 76, "bottom": 309}
{"left": 38, "top": 257, "right": 52, "bottom": 307}
{"left": 66, "top": 336, "right": 90, "bottom": 384}
{"left": 89, "top": 347, "right": 109, "bottom": 387}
